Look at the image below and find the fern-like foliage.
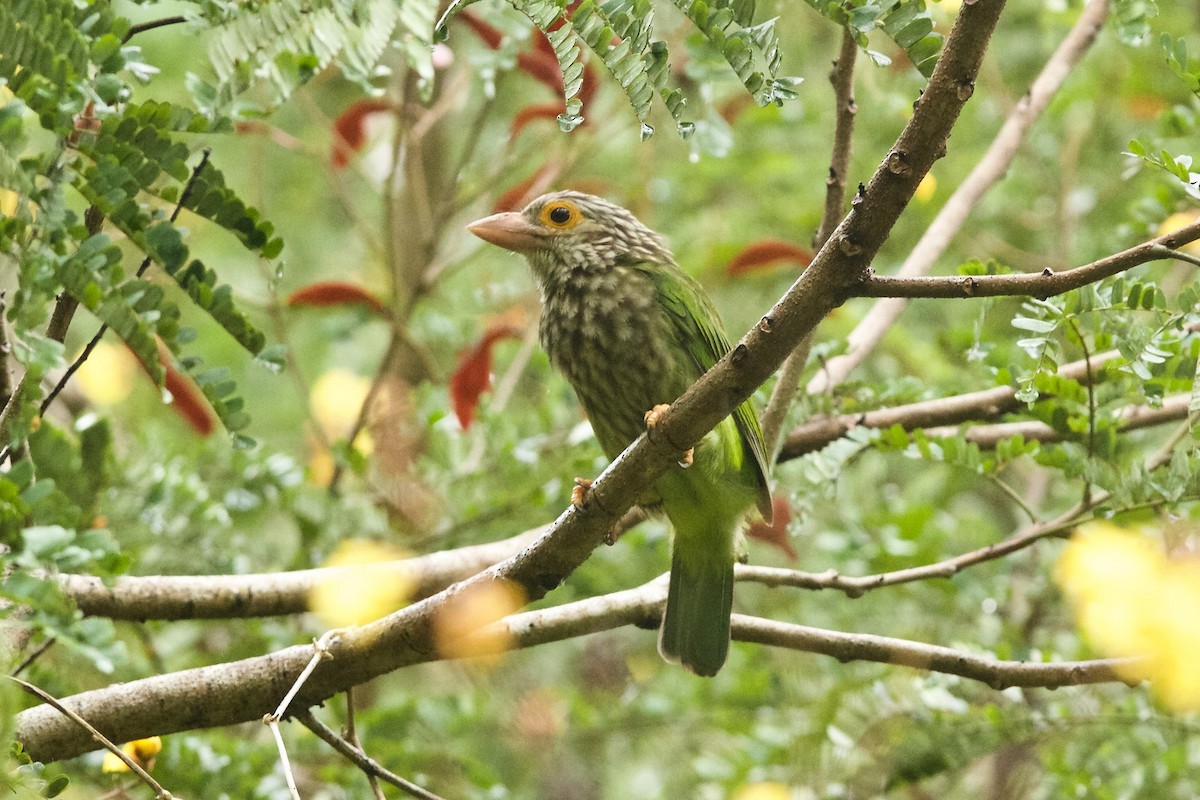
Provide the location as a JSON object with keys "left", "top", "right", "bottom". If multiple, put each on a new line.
{"left": 437, "top": 0, "right": 800, "bottom": 133}
{"left": 804, "top": 0, "right": 943, "bottom": 77}
{"left": 1, "top": 0, "right": 282, "bottom": 445}
{"left": 199, "top": 0, "right": 437, "bottom": 110}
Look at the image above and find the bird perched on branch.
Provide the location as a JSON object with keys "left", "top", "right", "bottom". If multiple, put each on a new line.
{"left": 468, "top": 191, "right": 772, "bottom": 676}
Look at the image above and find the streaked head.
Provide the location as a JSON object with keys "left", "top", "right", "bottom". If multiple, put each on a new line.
{"left": 467, "top": 191, "right": 674, "bottom": 276}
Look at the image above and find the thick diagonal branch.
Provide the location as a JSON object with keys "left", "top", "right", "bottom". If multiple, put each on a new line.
{"left": 808, "top": 0, "right": 1110, "bottom": 393}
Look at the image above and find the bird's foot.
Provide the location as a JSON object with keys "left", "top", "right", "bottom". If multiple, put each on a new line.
{"left": 571, "top": 477, "right": 593, "bottom": 508}
{"left": 643, "top": 403, "right": 671, "bottom": 430}
{"left": 678, "top": 447, "right": 694, "bottom": 469}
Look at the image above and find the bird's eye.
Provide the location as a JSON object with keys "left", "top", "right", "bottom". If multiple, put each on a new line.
{"left": 538, "top": 200, "right": 582, "bottom": 229}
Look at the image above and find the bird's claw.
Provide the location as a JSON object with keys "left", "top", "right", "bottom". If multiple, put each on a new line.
{"left": 571, "top": 477, "right": 593, "bottom": 508}
{"left": 643, "top": 403, "right": 671, "bottom": 430}
{"left": 678, "top": 448, "right": 694, "bottom": 469}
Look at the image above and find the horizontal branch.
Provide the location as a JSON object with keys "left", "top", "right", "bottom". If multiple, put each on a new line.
{"left": 923, "top": 392, "right": 1190, "bottom": 447}
{"left": 780, "top": 349, "right": 1121, "bottom": 459}
{"left": 858, "top": 229, "right": 1200, "bottom": 299}
{"left": 731, "top": 616, "right": 1136, "bottom": 690}
{"left": 475, "top": 584, "right": 1140, "bottom": 690}
{"left": 59, "top": 527, "right": 545, "bottom": 620}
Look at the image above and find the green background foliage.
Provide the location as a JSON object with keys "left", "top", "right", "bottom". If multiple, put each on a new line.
{"left": 2, "top": 0, "right": 1200, "bottom": 796}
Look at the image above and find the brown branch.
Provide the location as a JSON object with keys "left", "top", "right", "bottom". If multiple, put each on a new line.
{"left": 15, "top": 0, "right": 1008, "bottom": 761}
{"left": 858, "top": 235, "right": 1200, "bottom": 299}
{"left": 297, "top": 710, "right": 447, "bottom": 800}
{"left": 10, "top": 677, "right": 176, "bottom": 799}
{"left": 747, "top": 425, "right": 1188, "bottom": 598}
{"left": 495, "top": 586, "right": 1139, "bottom": 690}
{"left": 922, "top": 392, "right": 1190, "bottom": 448}
{"left": 59, "top": 525, "right": 547, "bottom": 620}
{"left": 780, "top": 348, "right": 1122, "bottom": 459}
{"left": 731, "top": 616, "right": 1137, "bottom": 690}
{"left": 761, "top": 26, "right": 858, "bottom": 455}
{"left": 809, "top": 0, "right": 1110, "bottom": 393}
{"left": 123, "top": 15, "right": 188, "bottom": 42}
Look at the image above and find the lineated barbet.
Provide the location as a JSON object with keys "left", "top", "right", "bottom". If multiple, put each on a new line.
{"left": 468, "top": 191, "right": 772, "bottom": 676}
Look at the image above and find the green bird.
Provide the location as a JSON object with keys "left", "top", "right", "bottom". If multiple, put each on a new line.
{"left": 468, "top": 191, "right": 772, "bottom": 676}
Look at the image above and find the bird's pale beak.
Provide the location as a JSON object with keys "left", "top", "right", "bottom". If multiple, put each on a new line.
{"left": 467, "top": 212, "right": 545, "bottom": 253}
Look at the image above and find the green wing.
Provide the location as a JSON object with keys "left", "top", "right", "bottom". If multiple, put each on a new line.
{"left": 636, "top": 262, "right": 773, "bottom": 520}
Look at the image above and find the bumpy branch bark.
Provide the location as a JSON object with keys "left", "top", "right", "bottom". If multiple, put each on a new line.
{"left": 481, "top": 584, "right": 1139, "bottom": 690}
{"left": 780, "top": 349, "right": 1122, "bottom": 459}
{"left": 808, "top": 0, "right": 1110, "bottom": 393}
{"left": 59, "top": 527, "right": 545, "bottom": 620}
{"left": 15, "top": 0, "right": 1008, "bottom": 762}
{"left": 859, "top": 227, "right": 1200, "bottom": 298}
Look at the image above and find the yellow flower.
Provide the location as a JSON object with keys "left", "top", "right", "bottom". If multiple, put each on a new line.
{"left": 914, "top": 173, "right": 937, "bottom": 204}
{"left": 1055, "top": 523, "right": 1200, "bottom": 710}
{"left": 101, "top": 737, "right": 162, "bottom": 773}
{"left": 309, "top": 369, "right": 372, "bottom": 440}
{"left": 308, "top": 539, "right": 415, "bottom": 627}
{"left": 75, "top": 341, "right": 138, "bottom": 406}
{"left": 432, "top": 579, "right": 527, "bottom": 666}
{"left": 1157, "top": 211, "right": 1200, "bottom": 255}
{"left": 732, "top": 782, "right": 791, "bottom": 800}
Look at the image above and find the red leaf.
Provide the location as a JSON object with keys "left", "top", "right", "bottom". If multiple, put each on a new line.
{"left": 450, "top": 325, "right": 522, "bottom": 429}
{"left": 516, "top": 50, "right": 564, "bottom": 96}
{"left": 491, "top": 165, "right": 556, "bottom": 213}
{"left": 458, "top": 10, "right": 504, "bottom": 49}
{"left": 164, "top": 361, "right": 216, "bottom": 437}
{"left": 510, "top": 104, "right": 562, "bottom": 138}
{"left": 578, "top": 61, "right": 600, "bottom": 109}
{"left": 140, "top": 339, "right": 216, "bottom": 436}
{"left": 746, "top": 497, "right": 796, "bottom": 559}
{"left": 726, "top": 239, "right": 814, "bottom": 277}
{"left": 544, "top": 1, "right": 584, "bottom": 34}
{"left": 331, "top": 99, "right": 391, "bottom": 169}
{"left": 287, "top": 281, "right": 390, "bottom": 316}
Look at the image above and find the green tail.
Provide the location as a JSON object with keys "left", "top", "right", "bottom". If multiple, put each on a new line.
{"left": 657, "top": 548, "right": 735, "bottom": 677}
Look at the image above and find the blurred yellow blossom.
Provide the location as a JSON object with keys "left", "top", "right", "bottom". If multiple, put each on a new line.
{"left": 75, "top": 341, "right": 137, "bottom": 405}
{"left": 307, "top": 369, "right": 375, "bottom": 484}
{"left": 1056, "top": 522, "right": 1200, "bottom": 710}
{"left": 309, "top": 368, "right": 372, "bottom": 440}
{"left": 1157, "top": 211, "right": 1200, "bottom": 255}
{"left": 914, "top": 173, "right": 937, "bottom": 204}
{"left": 0, "top": 189, "right": 18, "bottom": 217}
{"left": 101, "top": 736, "right": 162, "bottom": 773}
{"left": 309, "top": 539, "right": 415, "bottom": 627}
{"left": 732, "top": 782, "right": 791, "bottom": 800}
{"left": 432, "top": 579, "right": 527, "bottom": 665}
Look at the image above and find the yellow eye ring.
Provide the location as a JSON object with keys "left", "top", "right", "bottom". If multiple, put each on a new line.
{"left": 538, "top": 200, "right": 582, "bottom": 229}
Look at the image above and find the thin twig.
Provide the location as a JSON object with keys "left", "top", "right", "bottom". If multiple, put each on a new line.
{"left": 266, "top": 719, "right": 302, "bottom": 800}
{"left": 857, "top": 223, "right": 1200, "bottom": 299}
{"left": 344, "top": 687, "right": 386, "bottom": 800}
{"left": 780, "top": 348, "right": 1123, "bottom": 459}
{"left": 809, "top": 0, "right": 1111, "bottom": 393}
{"left": 123, "top": 15, "right": 188, "bottom": 42}
{"left": 265, "top": 631, "right": 342, "bottom": 800}
{"left": 269, "top": 631, "right": 341, "bottom": 722}
{"left": 9, "top": 676, "right": 178, "bottom": 799}
{"left": 10, "top": 637, "right": 56, "bottom": 678}
{"left": 760, "top": 26, "right": 858, "bottom": 457}
{"left": 298, "top": 710, "right": 447, "bottom": 800}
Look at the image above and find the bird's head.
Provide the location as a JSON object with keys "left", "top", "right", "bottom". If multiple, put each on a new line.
{"left": 467, "top": 191, "right": 674, "bottom": 278}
